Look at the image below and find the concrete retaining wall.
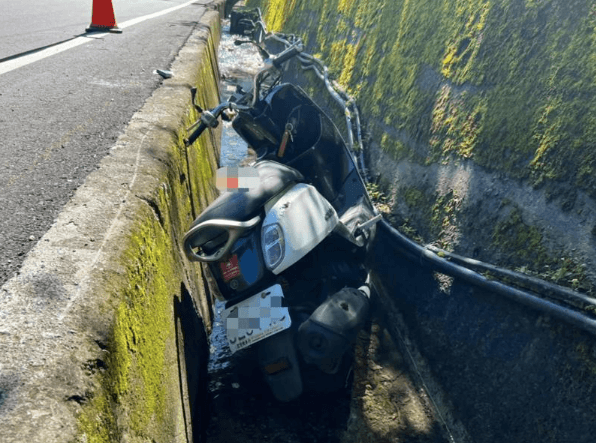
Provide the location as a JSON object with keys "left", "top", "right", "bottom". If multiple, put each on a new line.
{"left": 248, "top": 0, "right": 596, "bottom": 291}
{"left": 0, "top": 2, "right": 224, "bottom": 442}
{"left": 247, "top": 1, "right": 596, "bottom": 441}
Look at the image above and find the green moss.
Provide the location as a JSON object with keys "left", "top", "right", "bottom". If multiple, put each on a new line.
{"left": 430, "top": 190, "right": 463, "bottom": 250}
{"left": 76, "top": 154, "right": 216, "bottom": 441}
{"left": 491, "top": 207, "right": 549, "bottom": 267}
{"left": 402, "top": 188, "right": 427, "bottom": 209}
{"left": 432, "top": 191, "right": 459, "bottom": 226}
{"left": 73, "top": 185, "right": 185, "bottom": 443}
{"left": 441, "top": 1, "right": 491, "bottom": 83}
{"left": 263, "top": 0, "right": 299, "bottom": 32}
{"left": 247, "top": 0, "right": 596, "bottom": 202}
{"left": 365, "top": 182, "right": 388, "bottom": 203}
{"left": 429, "top": 86, "right": 487, "bottom": 160}
{"left": 76, "top": 392, "right": 117, "bottom": 443}
{"left": 380, "top": 133, "right": 415, "bottom": 161}
{"left": 395, "top": 187, "right": 438, "bottom": 243}
{"left": 112, "top": 218, "right": 174, "bottom": 430}
{"left": 75, "top": 18, "right": 221, "bottom": 442}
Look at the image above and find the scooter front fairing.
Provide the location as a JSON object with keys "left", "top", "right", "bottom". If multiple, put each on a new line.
{"left": 232, "top": 83, "right": 375, "bottom": 222}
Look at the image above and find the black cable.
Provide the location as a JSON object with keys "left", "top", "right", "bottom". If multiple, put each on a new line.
{"left": 377, "top": 220, "right": 596, "bottom": 337}
{"left": 425, "top": 244, "right": 596, "bottom": 310}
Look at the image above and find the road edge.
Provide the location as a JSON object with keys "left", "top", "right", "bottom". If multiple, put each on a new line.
{"left": 0, "top": 2, "right": 224, "bottom": 442}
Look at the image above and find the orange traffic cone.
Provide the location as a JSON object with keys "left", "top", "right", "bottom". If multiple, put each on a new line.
{"left": 86, "top": 0, "right": 122, "bottom": 33}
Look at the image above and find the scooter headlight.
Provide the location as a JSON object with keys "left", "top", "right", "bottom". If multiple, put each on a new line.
{"left": 262, "top": 224, "right": 285, "bottom": 270}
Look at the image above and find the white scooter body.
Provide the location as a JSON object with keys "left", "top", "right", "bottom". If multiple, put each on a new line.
{"left": 261, "top": 183, "right": 339, "bottom": 275}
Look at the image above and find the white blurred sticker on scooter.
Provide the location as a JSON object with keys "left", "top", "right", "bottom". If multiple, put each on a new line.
{"left": 222, "top": 284, "right": 291, "bottom": 353}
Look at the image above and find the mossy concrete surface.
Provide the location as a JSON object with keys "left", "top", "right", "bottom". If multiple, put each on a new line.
{"left": 254, "top": 0, "right": 596, "bottom": 194}
{"left": 0, "top": 1, "right": 224, "bottom": 442}
{"left": 247, "top": 0, "right": 596, "bottom": 441}
{"left": 248, "top": 0, "right": 596, "bottom": 290}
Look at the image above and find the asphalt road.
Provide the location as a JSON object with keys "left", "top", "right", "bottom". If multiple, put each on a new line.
{"left": 0, "top": 0, "right": 215, "bottom": 285}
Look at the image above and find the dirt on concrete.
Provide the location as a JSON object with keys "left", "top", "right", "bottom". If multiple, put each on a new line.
{"left": 344, "top": 319, "right": 451, "bottom": 443}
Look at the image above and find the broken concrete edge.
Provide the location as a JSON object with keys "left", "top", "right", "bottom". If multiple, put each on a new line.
{"left": 0, "top": 2, "right": 225, "bottom": 442}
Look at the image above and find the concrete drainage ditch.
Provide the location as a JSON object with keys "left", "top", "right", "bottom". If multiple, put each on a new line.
{"left": 198, "top": 14, "right": 458, "bottom": 443}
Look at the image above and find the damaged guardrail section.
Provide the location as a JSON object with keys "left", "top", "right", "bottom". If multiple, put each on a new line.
{"left": 0, "top": 2, "right": 224, "bottom": 442}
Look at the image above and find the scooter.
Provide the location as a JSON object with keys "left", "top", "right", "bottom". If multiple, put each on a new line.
{"left": 182, "top": 42, "right": 382, "bottom": 402}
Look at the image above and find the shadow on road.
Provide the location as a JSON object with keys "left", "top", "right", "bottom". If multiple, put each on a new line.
{"left": 0, "top": 34, "right": 94, "bottom": 64}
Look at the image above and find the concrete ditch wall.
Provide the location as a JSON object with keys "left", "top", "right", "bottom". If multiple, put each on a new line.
{"left": 0, "top": 2, "right": 224, "bottom": 442}
{"left": 249, "top": 0, "right": 596, "bottom": 291}
{"left": 367, "top": 238, "right": 596, "bottom": 443}
{"left": 247, "top": 0, "right": 596, "bottom": 441}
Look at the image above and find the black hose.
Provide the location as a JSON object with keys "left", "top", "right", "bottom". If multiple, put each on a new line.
{"left": 425, "top": 244, "right": 596, "bottom": 310}
{"left": 271, "top": 44, "right": 303, "bottom": 68}
{"left": 377, "top": 220, "right": 596, "bottom": 337}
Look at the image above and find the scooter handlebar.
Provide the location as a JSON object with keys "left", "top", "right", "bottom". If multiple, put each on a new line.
{"left": 186, "top": 45, "right": 302, "bottom": 144}
{"left": 271, "top": 44, "right": 304, "bottom": 69}
{"left": 185, "top": 121, "right": 208, "bottom": 146}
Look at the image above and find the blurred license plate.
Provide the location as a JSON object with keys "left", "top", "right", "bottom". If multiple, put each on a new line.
{"left": 222, "top": 284, "right": 291, "bottom": 353}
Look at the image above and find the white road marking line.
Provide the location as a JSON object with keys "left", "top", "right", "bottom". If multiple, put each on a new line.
{"left": 0, "top": 37, "right": 92, "bottom": 76}
{"left": 119, "top": 0, "right": 200, "bottom": 29}
{"left": 0, "top": 0, "right": 200, "bottom": 77}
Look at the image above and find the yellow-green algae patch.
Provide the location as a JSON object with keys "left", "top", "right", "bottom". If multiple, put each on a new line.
{"left": 75, "top": 128, "right": 219, "bottom": 441}
{"left": 263, "top": 0, "right": 299, "bottom": 32}
{"left": 490, "top": 204, "right": 594, "bottom": 295}
{"left": 491, "top": 206, "right": 548, "bottom": 267}
{"left": 76, "top": 149, "right": 217, "bottom": 442}
{"left": 114, "top": 218, "right": 174, "bottom": 429}
{"left": 249, "top": 0, "right": 596, "bottom": 200}
{"left": 74, "top": 14, "right": 222, "bottom": 442}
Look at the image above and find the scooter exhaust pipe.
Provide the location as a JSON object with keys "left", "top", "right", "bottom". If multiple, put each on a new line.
{"left": 296, "top": 285, "right": 370, "bottom": 374}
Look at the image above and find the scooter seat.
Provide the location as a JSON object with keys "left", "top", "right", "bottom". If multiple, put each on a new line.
{"left": 190, "top": 160, "right": 304, "bottom": 227}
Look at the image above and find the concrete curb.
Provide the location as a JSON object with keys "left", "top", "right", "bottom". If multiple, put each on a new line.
{"left": 0, "top": 2, "right": 224, "bottom": 441}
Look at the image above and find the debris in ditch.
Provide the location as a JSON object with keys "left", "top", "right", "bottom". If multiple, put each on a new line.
{"left": 154, "top": 69, "right": 173, "bottom": 79}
